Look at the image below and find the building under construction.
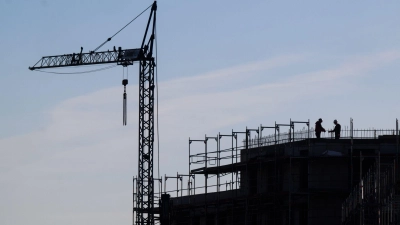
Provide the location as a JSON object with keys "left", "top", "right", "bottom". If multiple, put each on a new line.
{"left": 135, "top": 118, "right": 400, "bottom": 225}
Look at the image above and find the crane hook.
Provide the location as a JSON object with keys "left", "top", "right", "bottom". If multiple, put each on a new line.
{"left": 122, "top": 78, "right": 128, "bottom": 126}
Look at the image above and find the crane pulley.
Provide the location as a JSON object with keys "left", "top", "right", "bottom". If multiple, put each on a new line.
{"left": 29, "top": 2, "right": 158, "bottom": 225}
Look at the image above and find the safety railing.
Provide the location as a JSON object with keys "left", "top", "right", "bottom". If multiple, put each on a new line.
{"left": 248, "top": 128, "right": 399, "bottom": 148}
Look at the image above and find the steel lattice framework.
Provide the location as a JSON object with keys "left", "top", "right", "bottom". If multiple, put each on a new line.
{"left": 29, "top": 2, "right": 157, "bottom": 225}
{"left": 136, "top": 59, "right": 155, "bottom": 225}
{"left": 29, "top": 49, "right": 141, "bottom": 70}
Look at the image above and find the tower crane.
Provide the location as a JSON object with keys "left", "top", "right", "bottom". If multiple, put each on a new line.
{"left": 29, "top": 2, "right": 158, "bottom": 225}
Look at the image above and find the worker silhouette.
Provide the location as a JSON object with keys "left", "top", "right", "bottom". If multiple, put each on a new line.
{"left": 315, "top": 118, "right": 326, "bottom": 139}
{"left": 329, "top": 119, "right": 341, "bottom": 139}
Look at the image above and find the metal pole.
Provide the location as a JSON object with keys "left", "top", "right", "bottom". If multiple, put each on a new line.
{"left": 351, "top": 118, "right": 354, "bottom": 189}
{"left": 260, "top": 124, "right": 263, "bottom": 146}
{"left": 231, "top": 130, "right": 234, "bottom": 192}
{"left": 205, "top": 135, "right": 208, "bottom": 224}
{"left": 360, "top": 150, "right": 363, "bottom": 225}
{"left": 245, "top": 127, "right": 248, "bottom": 225}
{"left": 217, "top": 133, "right": 220, "bottom": 225}
{"left": 176, "top": 172, "right": 179, "bottom": 198}
{"left": 232, "top": 131, "right": 246, "bottom": 192}
{"left": 235, "top": 133, "right": 238, "bottom": 191}
{"left": 308, "top": 119, "right": 310, "bottom": 155}
{"left": 275, "top": 122, "right": 278, "bottom": 192}
{"left": 290, "top": 118, "right": 292, "bottom": 143}
{"left": 231, "top": 129, "right": 235, "bottom": 224}
{"left": 259, "top": 125, "right": 262, "bottom": 147}
{"left": 180, "top": 176, "right": 183, "bottom": 198}
{"left": 289, "top": 156, "right": 292, "bottom": 225}
{"left": 378, "top": 145, "right": 381, "bottom": 224}
{"left": 396, "top": 119, "right": 399, "bottom": 181}
{"left": 188, "top": 138, "right": 192, "bottom": 224}
{"left": 132, "top": 176, "right": 135, "bottom": 225}
{"left": 164, "top": 174, "right": 166, "bottom": 194}
{"left": 277, "top": 122, "right": 280, "bottom": 145}
{"left": 307, "top": 119, "right": 310, "bottom": 224}
{"left": 218, "top": 133, "right": 220, "bottom": 193}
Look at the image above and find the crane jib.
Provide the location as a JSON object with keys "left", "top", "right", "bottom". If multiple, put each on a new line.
{"left": 29, "top": 2, "right": 158, "bottom": 224}
{"left": 29, "top": 48, "right": 142, "bottom": 70}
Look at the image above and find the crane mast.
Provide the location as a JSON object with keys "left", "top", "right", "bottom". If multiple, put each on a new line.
{"left": 29, "top": 2, "right": 157, "bottom": 225}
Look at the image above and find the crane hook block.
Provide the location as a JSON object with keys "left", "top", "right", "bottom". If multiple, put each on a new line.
{"left": 122, "top": 79, "right": 128, "bottom": 86}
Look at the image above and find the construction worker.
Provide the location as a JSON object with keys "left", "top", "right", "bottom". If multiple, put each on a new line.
{"left": 315, "top": 118, "right": 326, "bottom": 139}
{"left": 329, "top": 119, "right": 341, "bottom": 139}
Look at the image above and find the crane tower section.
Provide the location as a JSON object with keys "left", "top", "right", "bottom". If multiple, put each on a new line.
{"left": 29, "top": 2, "right": 158, "bottom": 225}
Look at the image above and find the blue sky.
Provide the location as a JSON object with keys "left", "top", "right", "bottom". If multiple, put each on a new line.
{"left": 1, "top": 1, "right": 400, "bottom": 225}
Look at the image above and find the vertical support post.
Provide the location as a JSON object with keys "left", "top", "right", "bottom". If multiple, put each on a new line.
{"left": 258, "top": 125, "right": 261, "bottom": 147}
{"left": 188, "top": 139, "right": 192, "bottom": 224}
{"left": 261, "top": 124, "right": 278, "bottom": 193}
{"left": 275, "top": 122, "right": 278, "bottom": 192}
{"left": 204, "top": 135, "right": 208, "bottom": 224}
{"left": 275, "top": 121, "right": 277, "bottom": 145}
{"left": 136, "top": 58, "right": 156, "bottom": 225}
{"left": 350, "top": 118, "right": 354, "bottom": 190}
{"left": 260, "top": 124, "right": 263, "bottom": 146}
{"left": 245, "top": 127, "right": 249, "bottom": 225}
{"left": 307, "top": 119, "right": 310, "bottom": 224}
{"left": 235, "top": 132, "right": 238, "bottom": 191}
{"left": 307, "top": 119, "right": 310, "bottom": 155}
{"left": 245, "top": 127, "right": 249, "bottom": 168}
{"left": 396, "top": 119, "right": 399, "bottom": 181}
{"left": 180, "top": 175, "right": 183, "bottom": 199}
{"left": 231, "top": 130, "right": 235, "bottom": 224}
{"left": 231, "top": 129, "right": 235, "bottom": 192}
{"left": 164, "top": 175, "right": 166, "bottom": 194}
{"left": 135, "top": 4, "right": 157, "bottom": 224}
{"left": 292, "top": 119, "right": 295, "bottom": 142}
{"left": 176, "top": 172, "right": 179, "bottom": 199}
{"left": 360, "top": 151, "right": 363, "bottom": 183}
{"left": 289, "top": 118, "right": 292, "bottom": 143}
{"left": 189, "top": 138, "right": 191, "bottom": 179}
{"left": 378, "top": 145, "right": 381, "bottom": 224}
{"left": 360, "top": 150, "right": 363, "bottom": 225}
{"left": 217, "top": 133, "right": 220, "bottom": 225}
{"left": 160, "top": 177, "right": 163, "bottom": 197}
{"left": 133, "top": 176, "right": 136, "bottom": 225}
{"left": 277, "top": 122, "right": 280, "bottom": 145}
{"left": 289, "top": 155, "right": 292, "bottom": 225}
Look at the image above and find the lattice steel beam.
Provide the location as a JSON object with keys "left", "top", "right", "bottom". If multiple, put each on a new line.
{"left": 29, "top": 48, "right": 141, "bottom": 70}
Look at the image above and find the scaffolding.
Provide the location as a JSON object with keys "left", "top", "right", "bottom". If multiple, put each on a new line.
{"left": 342, "top": 119, "right": 400, "bottom": 225}
{"left": 146, "top": 118, "right": 399, "bottom": 225}
{"left": 341, "top": 158, "right": 400, "bottom": 224}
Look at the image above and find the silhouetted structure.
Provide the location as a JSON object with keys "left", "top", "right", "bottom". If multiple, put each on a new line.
{"left": 135, "top": 118, "right": 399, "bottom": 225}
{"left": 329, "top": 119, "right": 341, "bottom": 139}
{"left": 315, "top": 118, "right": 326, "bottom": 139}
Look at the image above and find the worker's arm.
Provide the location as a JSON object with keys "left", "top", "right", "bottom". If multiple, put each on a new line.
{"left": 329, "top": 125, "right": 339, "bottom": 133}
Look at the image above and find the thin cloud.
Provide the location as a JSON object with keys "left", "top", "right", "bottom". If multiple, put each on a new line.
{"left": 0, "top": 50, "right": 399, "bottom": 225}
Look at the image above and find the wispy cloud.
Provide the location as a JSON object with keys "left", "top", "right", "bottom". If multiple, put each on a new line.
{"left": 0, "top": 50, "right": 399, "bottom": 225}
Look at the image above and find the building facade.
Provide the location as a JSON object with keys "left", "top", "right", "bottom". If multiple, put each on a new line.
{"left": 153, "top": 122, "right": 400, "bottom": 225}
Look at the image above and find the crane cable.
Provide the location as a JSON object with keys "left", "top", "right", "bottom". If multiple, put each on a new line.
{"left": 155, "top": 19, "right": 161, "bottom": 198}
{"left": 34, "top": 3, "right": 152, "bottom": 75}
{"left": 93, "top": 3, "right": 153, "bottom": 52}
